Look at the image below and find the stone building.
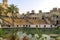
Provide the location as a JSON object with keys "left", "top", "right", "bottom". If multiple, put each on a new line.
{"left": 50, "top": 8, "right": 60, "bottom": 26}
{"left": 0, "top": 0, "right": 60, "bottom": 28}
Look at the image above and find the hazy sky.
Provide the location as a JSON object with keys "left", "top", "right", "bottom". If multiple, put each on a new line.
{"left": 0, "top": 0, "right": 60, "bottom": 14}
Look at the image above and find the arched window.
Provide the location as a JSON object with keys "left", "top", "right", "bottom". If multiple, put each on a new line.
{"left": 35, "top": 17, "right": 36, "bottom": 19}
{"left": 17, "top": 25, "right": 18, "bottom": 27}
{"left": 44, "top": 25, "right": 46, "bottom": 28}
{"left": 29, "top": 25, "right": 30, "bottom": 27}
{"left": 33, "top": 17, "right": 34, "bottom": 19}
{"left": 26, "top": 25, "right": 28, "bottom": 27}
{"left": 42, "top": 16, "right": 44, "bottom": 19}
{"left": 56, "top": 20, "right": 58, "bottom": 24}
{"left": 51, "top": 25, "right": 52, "bottom": 28}
{"left": 36, "top": 25, "right": 38, "bottom": 27}
{"left": 56, "top": 16, "right": 58, "bottom": 18}
{"left": 7, "top": 25, "right": 10, "bottom": 27}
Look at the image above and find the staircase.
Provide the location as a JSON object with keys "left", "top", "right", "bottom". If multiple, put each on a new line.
{"left": 44, "top": 18, "right": 51, "bottom": 24}
{"left": 24, "top": 16, "right": 33, "bottom": 24}
{"left": 2, "top": 18, "right": 12, "bottom": 25}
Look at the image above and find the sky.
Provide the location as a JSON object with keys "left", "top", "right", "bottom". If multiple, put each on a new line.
{"left": 0, "top": 0, "right": 60, "bottom": 14}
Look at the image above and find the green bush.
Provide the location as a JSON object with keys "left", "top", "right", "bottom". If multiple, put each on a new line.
{"left": 56, "top": 36, "right": 60, "bottom": 40}
{"left": 0, "top": 28, "right": 3, "bottom": 37}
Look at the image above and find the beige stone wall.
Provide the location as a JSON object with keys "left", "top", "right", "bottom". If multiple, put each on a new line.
{"left": 50, "top": 8, "right": 60, "bottom": 25}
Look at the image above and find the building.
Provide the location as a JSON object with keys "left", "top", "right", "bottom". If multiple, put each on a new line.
{"left": 50, "top": 8, "right": 60, "bottom": 26}
{"left": 0, "top": 0, "right": 60, "bottom": 28}
{"left": 1, "top": 9, "right": 60, "bottom": 28}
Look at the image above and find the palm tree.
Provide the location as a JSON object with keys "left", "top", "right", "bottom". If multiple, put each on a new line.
{"left": 7, "top": 4, "right": 19, "bottom": 27}
{"left": 8, "top": 4, "right": 19, "bottom": 17}
{"left": 36, "top": 27, "right": 42, "bottom": 39}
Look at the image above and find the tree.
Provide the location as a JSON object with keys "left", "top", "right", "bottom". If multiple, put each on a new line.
{"left": 36, "top": 27, "right": 42, "bottom": 39}
{"left": 7, "top": 4, "right": 19, "bottom": 26}
{"left": 7, "top": 4, "right": 19, "bottom": 17}
{"left": 56, "top": 36, "right": 60, "bottom": 40}
{"left": 0, "top": 28, "right": 3, "bottom": 37}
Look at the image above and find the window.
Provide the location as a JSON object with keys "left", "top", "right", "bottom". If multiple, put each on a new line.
{"left": 7, "top": 25, "right": 10, "bottom": 27}
{"left": 51, "top": 25, "right": 52, "bottom": 28}
{"left": 33, "top": 17, "right": 34, "bottom": 19}
{"left": 9, "top": 25, "right": 10, "bottom": 27}
{"left": 26, "top": 25, "right": 28, "bottom": 27}
{"left": 56, "top": 16, "right": 58, "bottom": 18}
{"left": 17, "top": 25, "right": 18, "bottom": 27}
{"left": 35, "top": 17, "right": 36, "bottom": 19}
{"left": 23, "top": 25, "right": 25, "bottom": 27}
{"left": 44, "top": 25, "right": 46, "bottom": 28}
{"left": 42, "top": 16, "right": 44, "bottom": 19}
{"left": 56, "top": 20, "right": 58, "bottom": 24}
{"left": 29, "top": 25, "right": 30, "bottom": 27}
{"left": 36, "top": 25, "right": 38, "bottom": 27}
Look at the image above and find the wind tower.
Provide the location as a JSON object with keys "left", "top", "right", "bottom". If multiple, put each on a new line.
{"left": 1, "top": 0, "right": 8, "bottom": 16}
{"left": 2, "top": 0, "right": 8, "bottom": 9}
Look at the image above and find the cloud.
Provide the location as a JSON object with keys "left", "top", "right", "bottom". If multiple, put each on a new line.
{"left": 39, "top": 0, "right": 60, "bottom": 12}
{"left": 18, "top": 0, "right": 60, "bottom": 13}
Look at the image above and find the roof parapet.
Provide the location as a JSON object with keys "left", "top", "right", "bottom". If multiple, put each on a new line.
{"left": 50, "top": 10, "right": 53, "bottom": 13}
{"left": 27, "top": 11, "right": 30, "bottom": 14}
{"left": 58, "top": 8, "right": 60, "bottom": 12}
{"left": 39, "top": 10, "right": 42, "bottom": 13}
{"left": 31, "top": 10, "right": 35, "bottom": 13}
{"left": 53, "top": 8, "right": 57, "bottom": 12}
